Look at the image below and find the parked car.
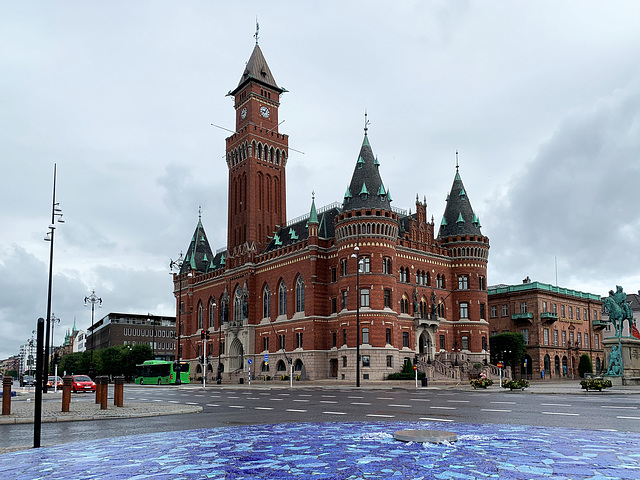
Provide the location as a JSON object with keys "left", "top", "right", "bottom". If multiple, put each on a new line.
{"left": 71, "top": 375, "right": 96, "bottom": 393}
{"left": 20, "top": 375, "right": 35, "bottom": 387}
{"left": 47, "top": 376, "right": 63, "bottom": 389}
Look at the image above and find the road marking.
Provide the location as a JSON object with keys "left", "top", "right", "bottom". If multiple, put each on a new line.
{"left": 152, "top": 399, "right": 162, "bottom": 402}
{"left": 540, "top": 403, "right": 571, "bottom": 407}
{"left": 320, "top": 400, "right": 338, "bottom": 404}
{"left": 377, "top": 397, "right": 394, "bottom": 400}
{"left": 278, "top": 393, "right": 290, "bottom": 396}
{"left": 491, "top": 401, "right": 516, "bottom": 404}
{"left": 447, "top": 400, "right": 470, "bottom": 403}
{"left": 321, "top": 395, "right": 336, "bottom": 398}
{"left": 286, "top": 409, "right": 307, "bottom": 413}
{"left": 351, "top": 402, "right": 371, "bottom": 406}
{"left": 209, "top": 395, "right": 221, "bottom": 399}
{"left": 228, "top": 405, "right": 245, "bottom": 409}
{"left": 367, "top": 414, "right": 395, "bottom": 418}
{"left": 259, "top": 392, "right": 270, "bottom": 395}
{"left": 616, "top": 416, "right": 640, "bottom": 420}
{"left": 254, "top": 407, "right": 273, "bottom": 411}
{"left": 430, "top": 406, "right": 456, "bottom": 410}
{"left": 227, "top": 396, "right": 239, "bottom": 399}
{"left": 348, "top": 396, "right": 364, "bottom": 399}
{"left": 602, "top": 405, "right": 637, "bottom": 409}
{"left": 323, "top": 411, "right": 347, "bottom": 415}
{"left": 409, "top": 398, "right": 430, "bottom": 402}
{"left": 481, "top": 408, "right": 512, "bottom": 413}
{"left": 206, "top": 404, "right": 220, "bottom": 407}
{"left": 168, "top": 400, "right": 179, "bottom": 404}
{"left": 299, "top": 394, "right": 312, "bottom": 397}
{"left": 185, "top": 402, "right": 199, "bottom": 405}
{"left": 292, "top": 399, "right": 309, "bottom": 402}
{"left": 270, "top": 398, "right": 284, "bottom": 401}
{"left": 246, "top": 397, "right": 261, "bottom": 400}
{"left": 388, "top": 404, "right": 412, "bottom": 408}
{"left": 419, "top": 417, "right": 454, "bottom": 422}
{"left": 194, "top": 394, "right": 204, "bottom": 397}
{"left": 542, "top": 412, "right": 579, "bottom": 416}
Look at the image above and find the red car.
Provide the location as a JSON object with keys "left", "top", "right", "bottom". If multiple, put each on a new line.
{"left": 71, "top": 375, "right": 96, "bottom": 393}
{"left": 47, "top": 376, "right": 63, "bottom": 389}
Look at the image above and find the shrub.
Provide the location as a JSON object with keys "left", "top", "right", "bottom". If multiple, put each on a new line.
{"left": 386, "top": 372, "right": 425, "bottom": 380}
{"left": 502, "top": 379, "right": 529, "bottom": 390}
{"left": 578, "top": 354, "right": 593, "bottom": 378}
{"left": 470, "top": 377, "right": 493, "bottom": 389}
{"left": 580, "top": 378, "right": 612, "bottom": 391}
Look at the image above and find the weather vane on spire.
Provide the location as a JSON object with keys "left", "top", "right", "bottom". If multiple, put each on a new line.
{"left": 254, "top": 18, "right": 260, "bottom": 45}
{"left": 364, "top": 110, "right": 370, "bottom": 135}
{"left": 198, "top": 205, "right": 202, "bottom": 221}
{"left": 455, "top": 150, "right": 459, "bottom": 170}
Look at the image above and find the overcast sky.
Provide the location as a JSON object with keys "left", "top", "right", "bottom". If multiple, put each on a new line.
{"left": 2, "top": 1, "right": 640, "bottom": 360}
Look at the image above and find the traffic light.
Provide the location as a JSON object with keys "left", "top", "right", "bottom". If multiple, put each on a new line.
{"left": 200, "top": 355, "right": 205, "bottom": 364}
{"left": 205, "top": 330, "right": 211, "bottom": 340}
{"left": 200, "top": 331, "right": 205, "bottom": 340}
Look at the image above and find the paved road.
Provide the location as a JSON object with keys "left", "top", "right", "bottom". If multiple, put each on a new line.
{"left": 2, "top": 383, "right": 639, "bottom": 449}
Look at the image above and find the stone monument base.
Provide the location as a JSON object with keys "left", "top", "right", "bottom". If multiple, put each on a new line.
{"left": 603, "top": 336, "right": 640, "bottom": 385}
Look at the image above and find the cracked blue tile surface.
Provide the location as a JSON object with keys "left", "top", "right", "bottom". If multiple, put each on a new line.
{"left": 1, "top": 422, "right": 640, "bottom": 479}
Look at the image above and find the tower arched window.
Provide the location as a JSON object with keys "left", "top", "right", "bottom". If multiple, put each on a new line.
{"left": 233, "top": 287, "right": 244, "bottom": 324}
{"left": 263, "top": 285, "right": 271, "bottom": 319}
{"left": 279, "top": 281, "right": 287, "bottom": 316}
{"left": 209, "top": 297, "right": 216, "bottom": 329}
{"left": 295, "top": 276, "right": 305, "bottom": 313}
{"left": 197, "top": 301, "right": 204, "bottom": 330}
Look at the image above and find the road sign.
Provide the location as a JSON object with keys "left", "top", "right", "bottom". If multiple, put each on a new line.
{"left": 413, "top": 365, "right": 418, "bottom": 371}
{"left": 265, "top": 353, "right": 269, "bottom": 362}
{"left": 247, "top": 359, "right": 252, "bottom": 365}
{"left": 497, "top": 361, "right": 504, "bottom": 368}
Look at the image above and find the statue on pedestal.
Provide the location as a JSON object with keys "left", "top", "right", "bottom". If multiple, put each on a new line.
{"left": 603, "top": 286, "right": 634, "bottom": 339}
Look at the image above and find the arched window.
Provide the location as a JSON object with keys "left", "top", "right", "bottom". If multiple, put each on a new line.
{"left": 263, "top": 285, "right": 271, "bottom": 319}
{"left": 295, "top": 276, "right": 305, "bottom": 313}
{"left": 233, "top": 286, "right": 244, "bottom": 324}
{"left": 279, "top": 281, "right": 287, "bottom": 316}
{"left": 209, "top": 297, "right": 216, "bottom": 329}
{"left": 197, "top": 301, "right": 204, "bottom": 330}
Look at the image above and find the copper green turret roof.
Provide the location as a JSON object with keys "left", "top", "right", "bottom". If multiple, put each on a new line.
{"left": 343, "top": 133, "right": 392, "bottom": 212}
{"left": 308, "top": 196, "right": 319, "bottom": 225}
{"left": 437, "top": 166, "right": 483, "bottom": 238}
{"left": 181, "top": 218, "right": 216, "bottom": 274}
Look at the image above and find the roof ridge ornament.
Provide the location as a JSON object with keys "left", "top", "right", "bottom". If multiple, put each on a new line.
{"left": 364, "top": 110, "right": 370, "bottom": 136}
{"left": 254, "top": 18, "right": 260, "bottom": 45}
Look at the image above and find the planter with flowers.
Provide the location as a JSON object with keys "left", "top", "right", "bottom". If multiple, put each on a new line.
{"left": 580, "top": 378, "right": 612, "bottom": 391}
{"left": 501, "top": 379, "right": 529, "bottom": 391}
{"left": 470, "top": 377, "right": 493, "bottom": 389}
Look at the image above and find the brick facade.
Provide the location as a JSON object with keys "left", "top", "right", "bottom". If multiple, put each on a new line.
{"left": 173, "top": 42, "right": 490, "bottom": 382}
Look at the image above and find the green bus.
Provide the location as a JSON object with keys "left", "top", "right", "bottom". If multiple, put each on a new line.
{"left": 135, "top": 360, "right": 190, "bottom": 385}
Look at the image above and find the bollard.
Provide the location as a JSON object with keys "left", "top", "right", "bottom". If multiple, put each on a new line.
{"left": 2, "top": 376, "right": 12, "bottom": 415}
{"left": 62, "top": 375, "right": 72, "bottom": 412}
{"left": 95, "top": 376, "right": 103, "bottom": 404}
{"left": 98, "top": 376, "right": 108, "bottom": 410}
{"left": 114, "top": 376, "right": 124, "bottom": 407}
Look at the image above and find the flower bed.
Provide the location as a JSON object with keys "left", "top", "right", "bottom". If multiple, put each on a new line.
{"left": 501, "top": 379, "right": 529, "bottom": 391}
{"left": 470, "top": 377, "right": 493, "bottom": 389}
{"left": 580, "top": 378, "right": 612, "bottom": 391}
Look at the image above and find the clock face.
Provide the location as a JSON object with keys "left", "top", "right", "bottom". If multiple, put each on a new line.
{"left": 241, "top": 107, "right": 247, "bottom": 119}
{"left": 260, "top": 106, "right": 270, "bottom": 118}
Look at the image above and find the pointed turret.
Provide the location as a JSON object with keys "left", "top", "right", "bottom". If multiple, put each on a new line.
{"left": 230, "top": 44, "right": 282, "bottom": 96}
{"left": 343, "top": 130, "right": 391, "bottom": 212}
{"left": 181, "top": 216, "right": 215, "bottom": 274}
{"left": 438, "top": 166, "right": 482, "bottom": 238}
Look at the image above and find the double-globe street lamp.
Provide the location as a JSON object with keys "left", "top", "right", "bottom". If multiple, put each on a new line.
{"left": 84, "top": 290, "right": 102, "bottom": 379}
{"left": 43, "top": 164, "right": 64, "bottom": 392}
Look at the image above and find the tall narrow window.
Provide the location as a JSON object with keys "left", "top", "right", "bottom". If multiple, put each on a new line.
{"left": 384, "top": 289, "right": 391, "bottom": 308}
{"left": 342, "top": 290, "right": 348, "bottom": 310}
{"left": 295, "top": 276, "right": 305, "bottom": 313}
{"left": 198, "top": 301, "right": 204, "bottom": 330}
{"left": 361, "top": 257, "right": 370, "bottom": 273}
{"left": 362, "top": 328, "right": 369, "bottom": 344}
{"left": 459, "top": 302, "right": 469, "bottom": 319}
{"left": 458, "top": 275, "right": 469, "bottom": 290}
{"left": 360, "top": 289, "right": 370, "bottom": 307}
{"left": 278, "top": 281, "right": 287, "bottom": 316}
{"left": 296, "top": 332, "right": 303, "bottom": 349}
{"left": 209, "top": 298, "right": 216, "bottom": 329}
{"left": 402, "top": 332, "right": 409, "bottom": 347}
{"left": 263, "top": 285, "right": 271, "bottom": 319}
{"left": 386, "top": 328, "right": 391, "bottom": 344}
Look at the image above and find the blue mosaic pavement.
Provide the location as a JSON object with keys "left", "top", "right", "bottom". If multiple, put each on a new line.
{"left": 2, "top": 421, "right": 640, "bottom": 479}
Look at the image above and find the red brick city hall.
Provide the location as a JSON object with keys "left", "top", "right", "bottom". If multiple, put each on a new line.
{"left": 172, "top": 41, "right": 490, "bottom": 382}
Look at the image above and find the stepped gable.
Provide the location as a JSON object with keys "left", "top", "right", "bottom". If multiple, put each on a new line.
{"left": 342, "top": 133, "right": 391, "bottom": 212}
{"left": 437, "top": 166, "right": 482, "bottom": 238}
{"left": 181, "top": 218, "right": 216, "bottom": 274}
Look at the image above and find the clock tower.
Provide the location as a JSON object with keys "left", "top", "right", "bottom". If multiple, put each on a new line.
{"left": 225, "top": 40, "right": 289, "bottom": 265}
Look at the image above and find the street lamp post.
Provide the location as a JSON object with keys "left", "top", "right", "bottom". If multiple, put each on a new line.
{"left": 43, "top": 164, "right": 64, "bottom": 393}
{"left": 351, "top": 238, "right": 361, "bottom": 388}
{"left": 170, "top": 253, "right": 190, "bottom": 385}
{"left": 84, "top": 290, "right": 102, "bottom": 379}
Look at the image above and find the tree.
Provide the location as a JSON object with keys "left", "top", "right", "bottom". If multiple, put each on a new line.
{"left": 489, "top": 333, "right": 527, "bottom": 369}
{"left": 578, "top": 353, "right": 593, "bottom": 378}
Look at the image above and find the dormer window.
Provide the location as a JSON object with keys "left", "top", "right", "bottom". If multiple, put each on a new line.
{"left": 359, "top": 182, "right": 369, "bottom": 201}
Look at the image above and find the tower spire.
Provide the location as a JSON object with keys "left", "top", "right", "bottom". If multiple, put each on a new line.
{"left": 254, "top": 18, "right": 260, "bottom": 45}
